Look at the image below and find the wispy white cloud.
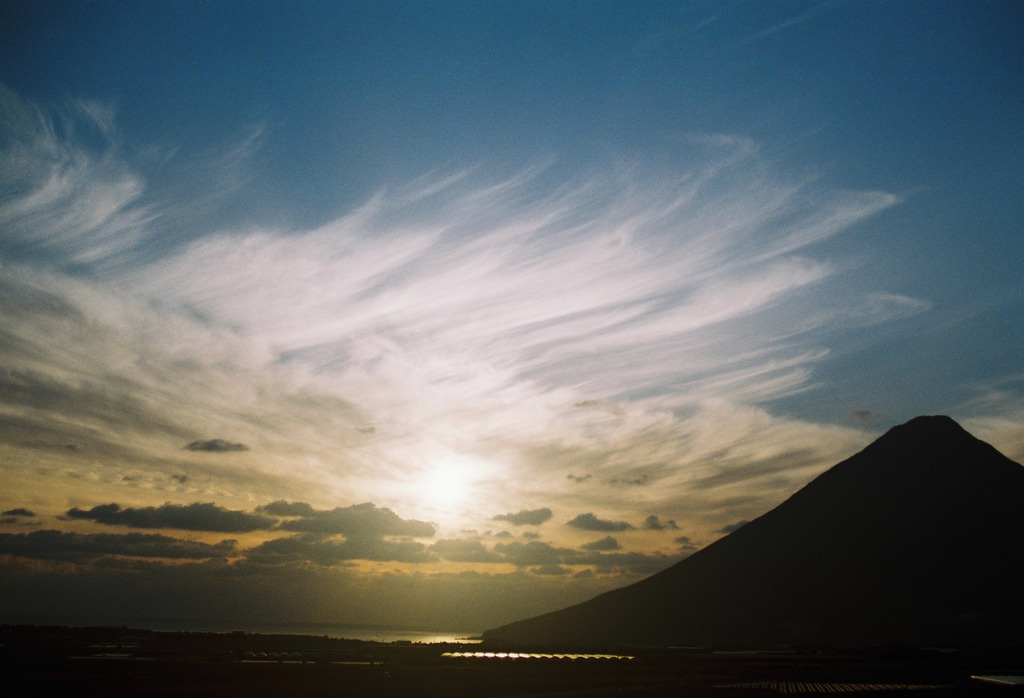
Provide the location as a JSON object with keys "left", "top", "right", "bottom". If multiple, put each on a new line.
{"left": 848, "top": 292, "right": 932, "bottom": 325}
{"left": 71, "top": 98, "right": 118, "bottom": 138}
{"left": 0, "top": 84, "right": 155, "bottom": 265}
{"left": 131, "top": 150, "right": 897, "bottom": 411}
{"left": 736, "top": 1, "right": 834, "bottom": 44}
{"left": 959, "top": 374, "right": 1024, "bottom": 462}
{"left": 0, "top": 84, "right": 971, "bottom": 546}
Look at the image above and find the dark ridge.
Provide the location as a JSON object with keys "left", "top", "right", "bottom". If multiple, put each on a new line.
{"left": 483, "top": 415, "right": 1024, "bottom": 649}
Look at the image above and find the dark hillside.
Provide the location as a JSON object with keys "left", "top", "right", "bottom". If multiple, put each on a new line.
{"left": 484, "top": 416, "right": 1024, "bottom": 648}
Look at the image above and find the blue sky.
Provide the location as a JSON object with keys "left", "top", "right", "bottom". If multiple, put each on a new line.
{"left": 0, "top": 1, "right": 1021, "bottom": 630}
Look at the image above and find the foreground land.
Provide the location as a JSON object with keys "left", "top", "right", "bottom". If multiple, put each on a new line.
{"left": 3, "top": 625, "right": 1022, "bottom": 696}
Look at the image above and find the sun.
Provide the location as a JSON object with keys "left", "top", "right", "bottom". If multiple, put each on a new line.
{"left": 415, "top": 453, "right": 490, "bottom": 515}
{"left": 422, "top": 459, "right": 473, "bottom": 508}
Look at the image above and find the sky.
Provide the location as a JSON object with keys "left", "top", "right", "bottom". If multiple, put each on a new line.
{"left": 0, "top": 0, "right": 1021, "bottom": 633}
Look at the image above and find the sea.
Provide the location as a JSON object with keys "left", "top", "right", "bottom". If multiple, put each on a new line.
{"left": 0, "top": 614, "right": 481, "bottom": 644}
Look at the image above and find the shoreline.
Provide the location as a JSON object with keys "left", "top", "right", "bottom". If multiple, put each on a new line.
{"left": 0, "top": 616, "right": 481, "bottom": 644}
{"left": 4, "top": 624, "right": 1021, "bottom": 697}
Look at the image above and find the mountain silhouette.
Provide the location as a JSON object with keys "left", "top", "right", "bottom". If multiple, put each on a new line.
{"left": 484, "top": 416, "right": 1024, "bottom": 649}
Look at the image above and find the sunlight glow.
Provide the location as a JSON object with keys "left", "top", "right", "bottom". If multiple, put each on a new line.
{"left": 418, "top": 454, "right": 485, "bottom": 512}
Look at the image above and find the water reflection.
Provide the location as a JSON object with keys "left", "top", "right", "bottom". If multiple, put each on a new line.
{"left": 442, "top": 651, "right": 634, "bottom": 661}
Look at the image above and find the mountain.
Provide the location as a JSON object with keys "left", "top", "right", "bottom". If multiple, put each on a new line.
{"left": 483, "top": 416, "right": 1024, "bottom": 649}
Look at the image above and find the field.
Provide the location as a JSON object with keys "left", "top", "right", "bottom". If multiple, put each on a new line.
{"left": 3, "top": 625, "right": 1021, "bottom": 696}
